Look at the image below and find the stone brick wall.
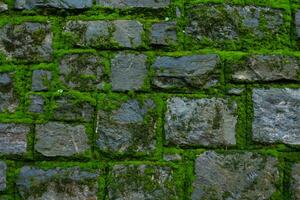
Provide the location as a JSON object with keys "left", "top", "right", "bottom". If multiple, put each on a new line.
{"left": 0, "top": 0, "right": 299, "bottom": 199}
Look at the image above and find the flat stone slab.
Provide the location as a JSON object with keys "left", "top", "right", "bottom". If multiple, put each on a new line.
{"left": 0, "top": 161, "right": 6, "bottom": 191}
{"left": 96, "top": 0, "right": 170, "bottom": 9}
{"left": 0, "top": 72, "right": 18, "bottom": 113}
{"left": 15, "top": 0, "right": 93, "bottom": 9}
{"left": 192, "top": 151, "right": 279, "bottom": 200}
{"left": 32, "top": 70, "right": 52, "bottom": 91}
{"left": 252, "top": 88, "right": 300, "bottom": 144}
{"left": 35, "top": 122, "right": 89, "bottom": 157}
{"left": 28, "top": 94, "right": 45, "bottom": 113}
{"left": 295, "top": 9, "right": 300, "bottom": 39}
{"left": 292, "top": 164, "right": 300, "bottom": 200}
{"left": 165, "top": 97, "right": 237, "bottom": 147}
{"left": 150, "top": 21, "right": 177, "bottom": 45}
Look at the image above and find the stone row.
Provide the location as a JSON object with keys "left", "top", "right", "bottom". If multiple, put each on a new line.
{"left": 0, "top": 151, "right": 299, "bottom": 199}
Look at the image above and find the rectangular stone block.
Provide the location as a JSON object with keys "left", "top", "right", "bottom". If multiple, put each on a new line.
{"left": 150, "top": 21, "right": 177, "bottom": 46}
{"left": 96, "top": 0, "right": 170, "bottom": 9}
{"left": 15, "top": 0, "right": 93, "bottom": 9}
{"left": 292, "top": 163, "right": 300, "bottom": 200}
{"left": 0, "top": 72, "right": 18, "bottom": 113}
{"left": 0, "top": 161, "right": 6, "bottom": 192}
{"left": 32, "top": 70, "right": 52, "bottom": 92}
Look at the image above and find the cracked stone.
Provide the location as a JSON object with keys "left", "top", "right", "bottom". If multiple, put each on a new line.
{"left": 15, "top": 0, "right": 93, "bottom": 9}
{"left": 150, "top": 21, "right": 177, "bottom": 45}
{"left": 32, "top": 70, "right": 52, "bottom": 91}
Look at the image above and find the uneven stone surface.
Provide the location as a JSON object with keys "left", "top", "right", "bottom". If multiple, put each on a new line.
{"left": 296, "top": 9, "right": 300, "bottom": 39}
{"left": 152, "top": 54, "right": 220, "bottom": 89}
{"left": 0, "top": 161, "right": 6, "bottom": 192}
{"left": 59, "top": 53, "right": 104, "bottom": 91}
{"left": 17, "top": 166, "right": 99, "bottom": 199}
{"left": 0, "top": 22, "right": 52, "bottom": 61}
{"left": 252, "top": 88, "right": 300, "bottom": 144}
{"left": 32, "top": 70, "right": 52, "bottom": 91}
{"left": 53, "top": 95, "right": 94, "bottom": 122}
{"left": 111, "top": 52, "right": 147, "bottom": 91}
{"left": 150, "top": 21, "right": 177, "bottom": 45}
{"left": 97, "top": 0, "right": 170, "bottom": 9}
{"left": 15, "top": 0, "right": 93, "bottom": 9}
{"left": 192, "top": 151, "right": 279, "bottom": 200}
{"left": 0, "top": 123, "right": 30, "bottom": 155}
{"left": 0, "top": 2, "right": 8, "bottom": 12}
{"left": 35, "top": 122, "right": 89, "bottom": 157}
{"left": 232, "top": 55, "right": 300, "bottom": 82}
{"left": 165, "top": 97, "right": 237, "bottom": 147}
{"left": 292, "top": 164, "right": 300, "bottom": 200}
{"left": 108, "top": 164, "right": 179, "bottom": 199}
{"left": 96, "top": 98, "right": 156, "bottom": 154}
{"left": 0, "top": 72, "right": 18, "bottom": 113}
{"left": 28, "top": 94, "right": 45, "bottom": 113}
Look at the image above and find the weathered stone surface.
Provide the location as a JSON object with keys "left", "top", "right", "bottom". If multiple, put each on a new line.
{"left": 192, "top": 151, "right": 279, "bottom": 200}
{"left": 0, "top": 22, "right": 52, "bottom": 61}
{"left": 292, "top": 164, "right": 300, "bottom": 200}
{"left": 111, "top": 52, "right": 147, "bottom": 91}
{"left": 0, "top": 72, "right": 18, "bottom": 113}
{"left": 0, "top": 123, "right": 30, "bottom": 154}
{"left": 163, "top": 154, "right": 182, "bottom": 161}
{"left": 0, "top": 161, "right": 6, "bottom": 191}
{"left": 295, "top": 9, "right": 300, "bottom": 39}
{"left": 35, "top": 122, "right": 89, "bottom": 157}
{"left": 108, "top": 164, "right": 179, "bottom": 199}
{"left": 152, "top": 54, "right": 220, "bottom": 89}
{"left": 15, "top": 0, "right": 93, "bottom": 9}
{"left": 59, "top": 53, "right": 104, "bottom": 91}
{"left": 150, "top": 21, "right": 177, "bottom": 45}
{"left": 252, "top": 88, "right": 300, "bottom": 144}
{"left": 165, "top": 97, "right": 237, "bottom": 147}
{"left": 28, "top": 94, "right": 45, "bottom": 113}
{"left": 53, "top": 95, "right": 94, "bottom": 122}
{"left": 186, "top": 4, "right": 284, "bottom": 45}
{"left": 32, "top": 70, "right": 52, "bottom": 91}
{"left": 96, "top": 98, "right": 156, "bottom": 154}
{"left": 0, "top": 2, "right": 8, "bottom": 12}
{"left": 232, "top": 55, "right": 300, "bottom": 82}
{"left": 17, "top": 166, "right": 99, "bottom": 200}
{"left": 97, "top": 0, "right": 170, "bottom": 9}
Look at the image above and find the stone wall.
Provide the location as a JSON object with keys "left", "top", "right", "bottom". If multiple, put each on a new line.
{"left": 0, "top": 0, "right": 299, "bottom": 199}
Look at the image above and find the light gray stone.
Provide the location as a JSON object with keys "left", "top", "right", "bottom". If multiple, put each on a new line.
{"left": 296, "top": 9, "right": 300, "bottom": 39}
{"left": 111, "top": 52, "right": 147, "bottom": 91}
{"left": 165, "top": 97, "right": 237, "bottom": 147}
{"left": 28, "top": 94, "right": 44, "bottom": 113}
{"left": 152, "top": 54, "right": 220, "bottom": 89}
{"left": 0, "top": 123, "right": 30, "bottom": 154}
{"left": 0, "top": 161, "right": 6, "bottom": 191}
{"left": 35, "top": 122, "right": 89, "bottom": 157}
{"left": 150, "top": 21, "right": 177, "bottom": 45}
{"left": 192, "top": 151, "right": 279, "bottom": 200}
{"left": 0, "top": 72, "right": 18, "bottom": 113}
{"left": 292, "top": 164, "right": 300, "bottom": 200}
{"left": 97, "top": 0, "right": 170, "bottom": 9}
{"left": 15, "top": 0, "right": 93, "bottom": 9}
{"left": 0, "top": 2, "right": 8, "bottom": 12}
{"left": 252, "top": 88, "right": 300, "bottom": 144}
{"left": 32, "top": 70, "right": 52, "bottom": 91}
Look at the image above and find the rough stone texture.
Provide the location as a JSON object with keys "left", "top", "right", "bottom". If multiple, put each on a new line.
{"left": 15, "top": 0, "right": 93, "bottom": 9}
{"left": 296, "top": 9, "right": 300, "bottom": 39}
{"left": 0, "top": 22, "right": 52, "bottom": 61}
{"left": 59, "top": 53, "right": 104, "bottom": 91}
{"left": 152, "top": 54, "right": 220, "bottom": 89}
{"left": 192, "top": 151, "right": 279, "bottom": 200}
{"left": 165, "top": 97, "right": 237, "bottom": 147}
{"left": 28, "top": 94, "right": 45, "bottom": 113}
{"left": 35, "top": 122, "right": 89, "bottom": 157}
{"left": 0, "top": 2, "right": 8, "bottom": 12}
{"left": 186, "top": 4, "right": 284, "bottom": 43}
{"left": 0, "top": 161, "right": 6, "bottom": 192}
{"left": 32, "top": 70, "right": 52, "bottom": 91}
{"left": 96, "top": 98, "right": 156, "bottom": 154}
{"left": 292, "top": 164, "right": 300, "bottom": 200}
{"left": 53, "top": 95, "right": 94, "bottom": 122}
{"left": 150, "top": 21, "right": 177, "bottom": 45}
{"left": 232, "top": 55, "right": 300, "bottom": 82}
{"left": 108, "top": 164, "right": 179, "bottom": 199}
{"left": 0, "top": 72, "right": 18, "bottom": 113}
{"left": 252, "top": 88, "right": 300, "bottom": 145}
{"left": 0, "top": 123, "right": 30, "bottom": 155}
{"left": 111, "top": 52, "right": 147, "bottom": 91}
{"left": 97, "top": 0, "right": 170, "bottom": 9}
{"left": 17, "top": 166, "right": 99, "bottom": 200}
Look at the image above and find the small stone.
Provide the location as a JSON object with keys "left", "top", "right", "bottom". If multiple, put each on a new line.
{"left": 152, "top": 54, "right": 220, "bottom": 89}
{"left": 32, "top": 70, "right": 52, "bottom": 91}
{"left": 96, "top": 98, "right": 156, "bottom": 154}
{"left": 28, "top": 94, "right": 45, "bottom": 113}
{"left": 165, "top": 97, "right": 237, "bottom": 147}
{"left": 192, "top": 151, "right": 279, "bottom": 200}
{"left": 35, "top": 122, "right": 89, "bottom": 157}
{"left": 0, "top": 2, "right": 8, "bottom": 12}
{"left": 150, "top": 21, "right": 177, "bottom": 45}
{"left": 108, "top": 164, "right": 179, "bottom": 199}
{"left": 252, "top": 88, "right": 300, "bottom": 145}
{"left": 111, "top": 52, "right": 147, "bottom": 91}
{"left": 59, "top": 53, "right": 104, "bottom": 91}
{"left": 292, "top": 164, "right": 300, "bottom": 200}
{"left": 227, "top": 88, "right": 245, "bottom": 95}
{"left": 15, "top": 0, "right": 93, "bottom": 9}
{"left": 96, "top": 0, "right": 170, "bottom": 9}
{"left": 17, "top": 166, "right": 99, "bottom": 199}
{"left": 295, "top": 9, "right": 300, "bottom": 39}
{"left": 0, "top": 123, "right": 30, "bottom": 155}
{"left": 232, "top": 55, "right": 299, "bottom": 82}
{"left": 0, "top": 22, "right": 52, "bottom": 61}
{"left": 53, "top": 95, "right": 94, "bottom": 122}
{"left": 0, "top": 161, "right": 6, "bottom": 191}
{"left": 0, "top": 72, "right": 18, "bottom": 113}
{"left": 163, "top": 154, "right": 182, "bottom": 161}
